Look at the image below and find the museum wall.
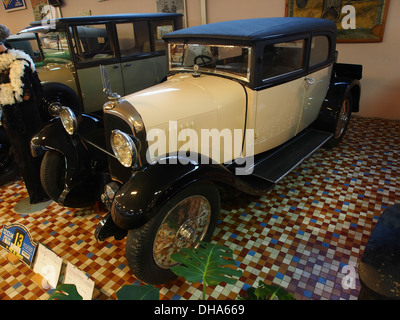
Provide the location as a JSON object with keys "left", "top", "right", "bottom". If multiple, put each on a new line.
{"left": 0, "top": 0, "right": 399, "bottom": 120}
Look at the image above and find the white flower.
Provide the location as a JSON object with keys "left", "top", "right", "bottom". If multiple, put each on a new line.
{"left": 0, "top": 49, "right": 35, "bottom": 105}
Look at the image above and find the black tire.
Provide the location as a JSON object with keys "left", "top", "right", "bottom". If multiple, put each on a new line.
{"left": 325, "top": 94, "right": 352, "bottom": 149}
{"left": 42, "top": 83, "right": 81, "bottom": 120}
{"left": 125, "top": 183, "right": 220, "bottom": 285}
{"left": 40, "top": 150, "right": 65, "bottom": 202}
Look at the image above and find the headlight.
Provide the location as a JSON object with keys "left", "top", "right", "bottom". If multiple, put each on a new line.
{"left": 111, "top": 129, "right": 137, "bottom": 167}
{"left": 60, "top": 106, "right": 77, "bottom": 135}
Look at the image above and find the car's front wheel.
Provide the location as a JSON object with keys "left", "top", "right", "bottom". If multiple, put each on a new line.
{"left": 125, "top": 183, "right": 220, "bottom": 284}
{"left": 325, "top": 93, "right": 352, "bottom": 148}
{"left": 40, "top": 150, "right": 65, "bottom": 203}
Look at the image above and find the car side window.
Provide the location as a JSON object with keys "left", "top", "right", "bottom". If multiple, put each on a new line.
{"left": 73, "top": 24, "right": 115, "bottom": 62}
{"left": 116, "top": 21, "right": 151, "bottom": 57}
{"left": 262, "top": 39, "right": 305, "bottom": 80}
{"left": 309, "top": 35, "right": 330, "bottom": 67}
{"left": 151, "top": 19, "right": 175, "bottom": 52}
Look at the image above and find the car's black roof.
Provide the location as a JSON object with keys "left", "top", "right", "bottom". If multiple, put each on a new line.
{"left": 164, "top": 17, "right": 337, "bottom": 42}
{"left": 27, "top": 13, "right": 182, "bottom": 27}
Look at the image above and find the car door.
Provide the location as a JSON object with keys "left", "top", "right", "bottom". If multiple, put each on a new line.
{"left": 72, "top": 23, "right": 124, "bottom": 113}
{"left": 116, "top": 19, "right": 175, "bottom": 95}
{"left": 253, "top": 38, "right": 307, "bottom": 154}
{"left": 296, "top": 35, "right": 333, "bottom": 134}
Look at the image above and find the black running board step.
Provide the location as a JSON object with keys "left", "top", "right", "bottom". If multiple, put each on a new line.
{"left": 249, "top": 129, "right": 332, "bottom": 183}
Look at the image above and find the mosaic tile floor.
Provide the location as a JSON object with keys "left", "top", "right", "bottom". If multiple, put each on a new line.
{"left": 0, "top": 116, "right": 399, "bottom": 300}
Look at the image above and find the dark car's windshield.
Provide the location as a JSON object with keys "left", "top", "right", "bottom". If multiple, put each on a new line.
{"left": 168, "top": 43, "right": 251, "bottom": 82}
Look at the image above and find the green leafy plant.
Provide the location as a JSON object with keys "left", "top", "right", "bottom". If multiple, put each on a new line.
{"left": 48, "top": 283, "right": 160, "bottom": 300}
{"left": 116, "top": 284, "right": 159, "bottom": 300}
{"left": 239, "top": 280, "right": 296, "bottom": 300}
{"left": 47, "top": 243, "right": 242, "bottom": 301}
{"left": 48, "top": 284, "right": 83, "bottom": 300}
{"left": 170, "top": 241, "right": 242, "bottom": 300}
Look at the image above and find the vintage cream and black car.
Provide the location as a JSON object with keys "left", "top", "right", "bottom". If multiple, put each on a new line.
{"left": 19, "top": 13, "right": 183, "bottom": 119}
{"left": 31, "top": 17, "right": 362, "bottom": 284}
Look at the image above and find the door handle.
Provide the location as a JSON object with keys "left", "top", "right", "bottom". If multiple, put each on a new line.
{"left": 124, "top": 63, "right": 132, "bottom": 67}
{"left": 112, "top": 65, "right": 119, "bottom": 69}
{"left": 305, "top": 77, "right": 315, "bottom": 85}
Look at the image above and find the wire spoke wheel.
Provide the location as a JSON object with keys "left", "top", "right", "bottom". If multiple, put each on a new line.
{"left": 125, "top": 183, "right": 220, "bottom": 284}
{"left": 325, "top": 94, "right": 353, "bottom": 149}
{"left": 153, "top": 195, "right": 211, "bottom": 269}
{"left": 335, "top": 97, "right": 351, "bottom": 139}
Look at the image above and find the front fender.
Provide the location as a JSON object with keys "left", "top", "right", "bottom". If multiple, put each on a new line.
{"left": 111, "top": 153, "right": 275, "bottom": 230}
{"left": 31, "top": 114, "right": 108, "bottom": 207}
{"left": 111, "top": 154, "right": 236, "bottom": 230}
{"left": 31, "top": 118, "right": 81, "bottom": 168}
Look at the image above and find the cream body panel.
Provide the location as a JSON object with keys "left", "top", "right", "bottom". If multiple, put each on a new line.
{"left": 297, "top": 65, "right": 332, "bottom": 133}
{"left": 123, "top": 73, "right": 247, "bottom": 163}
{"left": 251, "top": 77, "right": 305, "bottom": 155}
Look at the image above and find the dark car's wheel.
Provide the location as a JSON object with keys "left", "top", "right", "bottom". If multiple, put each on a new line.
{"left": 40, "top": 150, "right": 65, "bottom": 203}
{"left": 125, "top": 183, "right": 220, "bottom": 284}
{"left": 325, "top": 94, "right": 352, "bottom": 149}
{"left": 42, "top": 83, "right": 81, "bottom": 120}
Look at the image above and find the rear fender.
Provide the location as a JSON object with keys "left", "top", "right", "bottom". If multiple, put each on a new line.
{"left": 313, "top": 77, "right": 361, "bottom": 133}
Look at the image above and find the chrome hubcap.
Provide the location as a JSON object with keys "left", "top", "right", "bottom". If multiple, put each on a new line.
{"left": 153, "top": 195, "right": 211, "bottom": 269}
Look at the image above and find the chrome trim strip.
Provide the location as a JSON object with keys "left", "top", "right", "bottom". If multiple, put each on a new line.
{"left": 103, "top": 99, "right": 146, "bottom": 137}
{"left": 103, "top": 98, "right": 148, "bottom": 167}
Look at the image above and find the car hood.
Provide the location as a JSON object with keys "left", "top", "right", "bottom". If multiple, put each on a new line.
{"left": 123, "top": 73, "right": 245, "bottom": 130}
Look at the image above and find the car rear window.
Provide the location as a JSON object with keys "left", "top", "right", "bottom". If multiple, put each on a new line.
{"left": 262, "top": 39, "right": 305, "bottom": 80}
{"left": 152, "top": 19, "right": 175, "bottom": 52}
{"left": 116, "top": 21, "right": 151, "bottom": 57}
{"left": 309, "top": 35, "right": 330, "bottom": 67}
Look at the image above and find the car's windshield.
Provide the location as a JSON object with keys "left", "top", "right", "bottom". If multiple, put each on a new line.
{"left": 169, "top": 43, "right": 251, "bottom": 82}
{"left": 38, "top": 31, "right": 71, "bottom": 63}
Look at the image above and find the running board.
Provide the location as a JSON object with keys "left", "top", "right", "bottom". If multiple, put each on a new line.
{"left": 249, "top": 129, "right": 333, "bottom": 183}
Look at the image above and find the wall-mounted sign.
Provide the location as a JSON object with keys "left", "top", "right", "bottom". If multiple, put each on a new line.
{"left": 0, "top": 223, "right": 37, "bottom": 267}
{"left": 2, "top": 0, "right": 27, "bottom": 12}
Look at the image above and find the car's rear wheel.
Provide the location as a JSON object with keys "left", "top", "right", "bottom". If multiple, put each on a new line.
{"left": 125, "top": 183, "right": 220, "bottom": 284}
{"left": 325, "top": 94, "right": 352, "bottom": 148}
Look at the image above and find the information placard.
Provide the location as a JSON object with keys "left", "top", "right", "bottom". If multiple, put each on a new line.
{"left": 64, "top": 262, "right": 95, "bottom": 300}
{"left": 0, "top": 223, "right": 37, "bottom": 267}
{"left": 33, "top": 243, "right": 63, "bottom": 289}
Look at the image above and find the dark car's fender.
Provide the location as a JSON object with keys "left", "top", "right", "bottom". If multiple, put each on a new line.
{"left": 313, "top": 63, "right": 362, "bottom": 133}
{"left": 110, "top": 153, "right": 273, "bottom": 231}
{"left": 31, "top": 113, "right": 108, "bottom": 207}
